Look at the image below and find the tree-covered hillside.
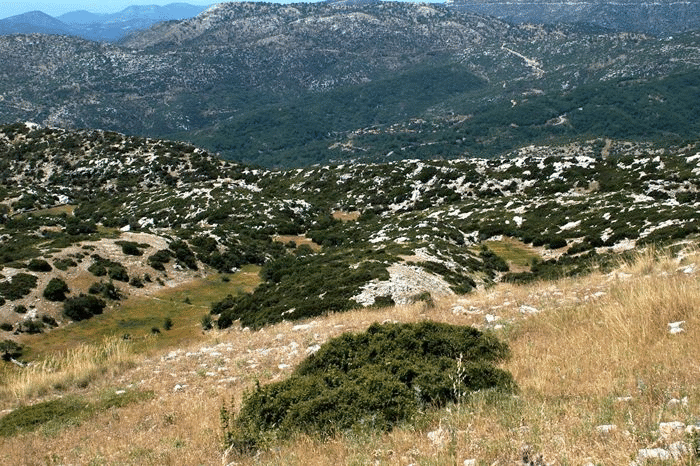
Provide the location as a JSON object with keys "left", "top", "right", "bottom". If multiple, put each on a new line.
{"left": 2, "top": 123, "right": 700, "bottom": 335}
{"left": 1, "top": 3, "right": 699, "bottom": 167}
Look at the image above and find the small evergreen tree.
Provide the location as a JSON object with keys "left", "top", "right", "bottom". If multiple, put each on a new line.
{"left": 43, "top": 278, "right": 70, "bottom": 301}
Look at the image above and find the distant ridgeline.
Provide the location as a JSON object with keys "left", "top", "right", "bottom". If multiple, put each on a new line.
{"left": 450, "top": 0, "right": 700, "bottom": 36}
{"left": 1, "top": 123, "right": 700, "bottom": 330}
{"left": 0, "top": 2, "right": 699, "bottom": 167}
{"left": 0, "top": 4, "right": 210, "bottom": 42}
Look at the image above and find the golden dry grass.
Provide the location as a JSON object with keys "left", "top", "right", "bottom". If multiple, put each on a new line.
{"left": 273, "top": 234, "right": 322, "bottom": 251}
{"left": 332, "top": 211, "right": 361, "bottom": 222}
{"left": 0, "top": 336, "right": 137, "bottom": 404}
{"left": 1, "top": 248, "right": 699, "bottom": 465}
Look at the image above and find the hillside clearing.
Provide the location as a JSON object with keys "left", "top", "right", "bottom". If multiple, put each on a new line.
{"left": 0, "top": 248, "right": 698, "bottom": 464}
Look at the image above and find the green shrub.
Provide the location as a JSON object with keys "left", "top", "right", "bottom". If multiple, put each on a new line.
{"left": 62, "top": 294, "right": 106, "bottom": 321}
{"left": 116, "top": 241, "right": 144, "bottom": 256}
{"left": 13, "top": 305, "right": 27, "bottom": 314}
{"left": 479, "top": 247, "right": 509, "bottom": 273}
{"left": 163, "top": 317, "right": 173, "bottom": 331}
{"left": 17, "top": 319, "right": 44, "bottom": 334}
{"left": 548, "top": 237, "right": 568, "bottom": 249}
{"left": 0, "top": 397, "right": 84, "bottom": 437}
{"left": 223, "top": 321, "right": 514, "bottom": 453}
{"left": 215, "top": 251, "right": 392, "bottom": 329}
{"left": 27, "top": 259, "right": 52, "bottom": 272}
{"left": 53, "top": 258, "right": 77, "bottom": 271}
{"left": 41, "top": 315, "right": 58, "bottom": 327}
{"left": 88, "top": 281, "right": 121, "bottom": 301}
{"left": 0, "top": 322, "right": 13, "bottom": 332}
{"left": 0, "top": 339, "right": 22, "bottom": 360}
{"left": 88, "top": 256, "right": 128, "bottom": 282}
{"left": 201, "top": 314, "right": 213, "bottom": 331}
{"left": 169, "top": 240, "right": 198, "bottom": 271}
{"left": 373, "top": 295, "right": 395, "bottom": 307}
{"left": 129, "top": 276, "right": 144, "bottom": 288}
{"left": 0, "top": 273, "right": 38, "bottom": 300}
{"left": 43, "top": 277, "right": 70, "bottom": 301}
{"left": 87, "top": 262, "right": 107, "bottom": 277}
{"left": 0, "top": 390, "right": 154, "bottom": 437}
{"left": 148, "top": 249, "right": 172, "bottom": 271}
{"left": 64, "top": 220, "right": 97, "bottom": 236}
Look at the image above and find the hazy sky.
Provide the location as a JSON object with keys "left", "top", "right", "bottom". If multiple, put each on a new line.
{"left": 0, "top": 1, "right": 238, "bottom": 19}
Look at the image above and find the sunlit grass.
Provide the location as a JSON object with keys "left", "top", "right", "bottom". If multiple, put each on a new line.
{"left": 484, "top": 236, "right": 540, "bottom": 269}
{"left": 20, "top": 265, "right": 260, "bottom": 359}
{"left": 2, "top": 249, "right": 699, "bottom": 465}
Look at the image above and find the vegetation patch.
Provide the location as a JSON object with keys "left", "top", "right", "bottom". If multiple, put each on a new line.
{"left": 63, "top": 294, "right": 106, "bottom": 321}
{"left": 88, "top": 281, "right": 122, "bottom": 301}
{"left": 0, "top": 273, "right": 38, "bottom": 301}
{"left": 483, "top": 238, "right": 540, "bottom": 270}
{"left": 213, "top": 250, "right": 392, "bottom": 329}
{"left": 115, "top": 241, "right": 147, "bottom": 256}
{"left": 43, "top": 277, "right": 70, "bottom": 301}
{"left": 222, "top": 321, "right": 514, "bottom": 453}
{"left": 27, "top": 258, "right": 52, "bottom": 272}
{"left": 0, "top": 389, "right": 154, "bottom": 437}
{"left": 0, "top": 339, "right": 23, "bottom": 360}
{"left": 148, "top": 249, "right": 172, "bottom": 271}
{"left": 53, "top": 257, "right": 78, "bottom": 271}
{"left": 88, "top": 255, "right": 129, "bottom": 282}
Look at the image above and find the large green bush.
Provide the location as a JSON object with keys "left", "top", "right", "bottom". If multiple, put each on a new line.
{"left": 0, "top": 339, "right": 23, "bottom": 361}
{"left": 27, "top": 258, "right": 52, "bottom": 272}
{"left": 223, "top": 321, "right": 514, "bottom": 453}
{"left": 43, "top": 277, "right": 70, "bottom": 301}
{"left": 62, "top": 294, "right": 106, "bottom": 321}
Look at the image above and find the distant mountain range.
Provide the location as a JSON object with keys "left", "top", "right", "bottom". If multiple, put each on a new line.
{"left": 2, "top": 0, "right": 700, "bottom": 43}
{"left": 1, "top": 1, "right": 700, "bottom": 167}
{"left": 0, "top": 3, "right": 210, "bottom": 42}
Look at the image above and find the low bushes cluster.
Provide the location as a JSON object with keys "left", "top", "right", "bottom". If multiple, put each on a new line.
{"left": 88, "top": 255, "right": 128, "bottom": 282}
{"left": 62, "top": 294, "right": 106, "bottom": 321}
{"left": 148, "top": 249, "right": 171, "bottom": 271}
{"left": 43, "top": 277, "right": 70, "bottom": 301}
{"left": 0, "top": 273, "right": 38, "bottom": 301}
{"left": 222, "top": 321, "right": 515, "bottom": 453}
{"left": 115, "top": 241, "right": 146, "bottom": 256}
{"left": 169, "top": 240, "right": 198, "bottom": 270}
{"left": 213, "top": 250, "right": 391, "bottom": 329}
{"left": 27, "top": 258, "right": 52, "bottom": 272}
{"left": 88, "top": 281, "right": 122, "bottom": 301}
{"left": 53, "top": 257, "right": 78, "bottom": 271}
{"left": 64, "top": 219, "right": 97, "bottom": 236}
{"left": 16, "top": 319, "right": 44, "bottom": 334}
{"left": 0, "top": 339, "right": 23, "bottom": 360}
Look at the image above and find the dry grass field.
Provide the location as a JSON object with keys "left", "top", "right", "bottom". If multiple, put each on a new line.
{"left": 1, "top": 248, "right": 699, "bottom": 465}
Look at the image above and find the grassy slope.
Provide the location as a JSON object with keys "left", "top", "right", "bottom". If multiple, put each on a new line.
{"left": 0, "top": 249, "right": 699, "bottom": 464}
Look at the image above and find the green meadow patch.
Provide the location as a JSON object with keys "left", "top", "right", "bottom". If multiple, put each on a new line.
{"left": 483, "top": 238, "right": 541, "bottom": 270}
{"left": 0, "top": 389, "right": 154, "bottom": 437}
{"left": 21, "top": 266, "right": 260, "bottom": 359}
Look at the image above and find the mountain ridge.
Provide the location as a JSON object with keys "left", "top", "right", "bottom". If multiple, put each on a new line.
{"left": 0, "top": 3, "right": 210, "bottom": 42}
{"left": 451, "top": 0, "right": 700, "bottom": 35}
{"left": 2, "top": 2, "right": 700, "bottom": 167}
